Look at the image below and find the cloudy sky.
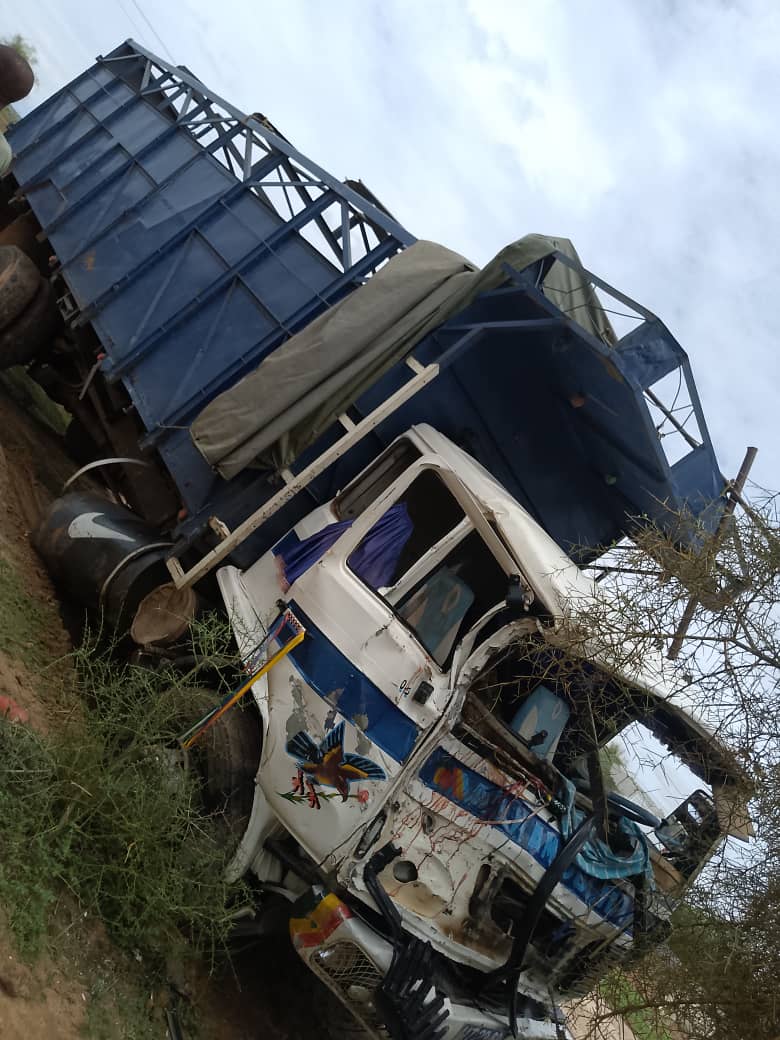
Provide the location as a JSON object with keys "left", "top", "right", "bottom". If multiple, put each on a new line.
{"left": 3, "top": 0, "right": 779, "bottom": 491}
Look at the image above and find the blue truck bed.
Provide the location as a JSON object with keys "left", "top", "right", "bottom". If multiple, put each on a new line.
{"left": 8, "top": 40, "right": 726, "bottom": 566}
{"left": 7, "top": 39, "right": 414, "bottom": 522}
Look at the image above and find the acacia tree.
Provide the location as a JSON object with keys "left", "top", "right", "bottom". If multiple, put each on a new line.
{"left": 564, "top": 488, "right": 780, "bottom": 1040}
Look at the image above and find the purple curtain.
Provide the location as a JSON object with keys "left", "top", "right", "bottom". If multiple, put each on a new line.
{"left": 279, "top": 502, "right": 413, "bottom": 589}
{"left": 349, "top": 502, "right": 413, "bottom": 588}
{"left": 278, "top": 519, "right": 352, "bottom": 588}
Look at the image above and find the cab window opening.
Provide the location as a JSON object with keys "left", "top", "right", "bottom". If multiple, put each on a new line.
{"left": 461, "top": 637, "right": 731, "bottom": 880}
{"left": 388, "top": 470, "right": 465, "bottom": 583}
{"left": 465, "top": 639, "right": 627, "bottom": 771}
{"left": 395, "top": 529, "right": 508, "bottom": 666}
{"left": 347, "top": 471, "right": 507, "bottom": 667}
{"left": 335, "top": 439, "right": 421, "bottom": 521}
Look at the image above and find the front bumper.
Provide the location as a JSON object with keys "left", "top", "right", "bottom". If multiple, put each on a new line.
{"left": 290, "top": 891, "right": 560, "bottom": 1040}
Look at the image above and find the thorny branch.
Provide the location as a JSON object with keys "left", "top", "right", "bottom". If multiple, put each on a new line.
{"left": 567, "top": 492, "right": 780, "bottom": 1040}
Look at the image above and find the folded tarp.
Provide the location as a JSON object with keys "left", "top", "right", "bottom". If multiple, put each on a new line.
{"left": 190, "top": 234, "right": 615, "bottom": 479}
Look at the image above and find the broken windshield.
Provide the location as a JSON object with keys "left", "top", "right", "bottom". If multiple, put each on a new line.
{"left": 457, "top": 630, "right": 744, "bottom": 883}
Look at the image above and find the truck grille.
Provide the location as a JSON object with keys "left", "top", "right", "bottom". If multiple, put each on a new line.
{"left": 311, "top": 941, "right": 389, "bottom": 1036}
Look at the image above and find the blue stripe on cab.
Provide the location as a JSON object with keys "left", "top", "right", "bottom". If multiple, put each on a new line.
{"left": 276, "top": 603, "right": 419, "bottom": 764}
{"left": 419, "top": 747, "right": 634, "bottom": 929}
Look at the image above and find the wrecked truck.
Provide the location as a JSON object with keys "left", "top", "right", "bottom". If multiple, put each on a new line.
{"left": 3, "top": 40, "right": 750, "bottom": 1040}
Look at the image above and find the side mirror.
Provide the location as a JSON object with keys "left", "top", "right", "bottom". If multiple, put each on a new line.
{"left": 654, "top": 817, "right": 686, "bottom": 851}
{"left": 507, "top": 573, "right": 531, "bottom": 610}
{"left": 656, "top": 789, "right": 721, "bottom": 878}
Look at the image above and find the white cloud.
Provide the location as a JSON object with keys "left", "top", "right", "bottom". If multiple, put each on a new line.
{"left": 1, "top": 0, "right": 779, "bottom": 486}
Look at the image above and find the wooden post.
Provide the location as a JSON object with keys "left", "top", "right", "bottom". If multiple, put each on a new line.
{"left": 667, "top": 446, "right": 758, "bottom": 660}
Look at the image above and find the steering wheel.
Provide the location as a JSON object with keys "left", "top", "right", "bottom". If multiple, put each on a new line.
{"left": 605, "top": 790, "right": 661, "bottom": 829}
{"left": 571, "top": 774, "right": 661, "bottom": 829}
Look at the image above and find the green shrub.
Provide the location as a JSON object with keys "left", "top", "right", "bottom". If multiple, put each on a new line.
{"left": 0, "top": 627, "right": 248, "bottom": 965}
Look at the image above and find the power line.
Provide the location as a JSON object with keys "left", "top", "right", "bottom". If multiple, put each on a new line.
{"left": 116, "top": 0, "right": 148, "bottom": 48}
{"left": 125, "top": 0, "right": 176, "bottom": 63}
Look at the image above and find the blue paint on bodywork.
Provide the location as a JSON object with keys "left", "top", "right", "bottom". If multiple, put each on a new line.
{"left": 419, "top": 746, "right": 635, "bottom": 929}
{"left": 276, "top": 604, "right": 419, "bottom": 764}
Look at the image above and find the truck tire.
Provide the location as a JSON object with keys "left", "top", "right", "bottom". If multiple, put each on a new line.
{"left": 203, "top": 702, "right": 262, "bottom": 837}
{"left": 171, "top": 687, "right": 261, "bottom": 838}
{"left": 0, "top": 278, "right": 59, "bottom": 369}
{"left": 0, "top": 244, "right": 40, "bottom": 331}
{"left": 0, "top": 212, "right": 52, "bottom": 271}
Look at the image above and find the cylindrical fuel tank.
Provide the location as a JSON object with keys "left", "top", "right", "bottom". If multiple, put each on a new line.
{"left": 35, "top": 492, "right": 172, "bottom": 629}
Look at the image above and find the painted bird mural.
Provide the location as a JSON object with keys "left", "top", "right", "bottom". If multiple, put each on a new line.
{"left": 286, "top": 721, "right": 386, "bottom": 801}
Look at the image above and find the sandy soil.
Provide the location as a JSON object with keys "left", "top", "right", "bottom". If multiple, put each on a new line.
{"left": 0, "top": 923, "right": 87, "bottom": 1039}
{"left": 566, "top": 996, "right": 638, "bottom": 1040}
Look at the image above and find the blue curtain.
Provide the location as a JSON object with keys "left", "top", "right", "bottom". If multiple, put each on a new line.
{"left": 558, "top": 777, "right": 654, "bottom": 884}
{"left": 279, "top": 502, "right": 413, "bottom": 589}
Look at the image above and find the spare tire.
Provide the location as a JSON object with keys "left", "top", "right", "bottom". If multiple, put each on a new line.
{"left": 0, "top": 244, "right": 40, "bottom": 331}
{"left": 0, "top": 278, "right": 59, "bottom": 368}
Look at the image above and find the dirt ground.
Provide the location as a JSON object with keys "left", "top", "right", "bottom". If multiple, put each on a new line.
{"left": 0, "top": 923, "right": 86, "bottom": 1040}
{"left": 566, "top": 997, "right": 637, "bottom": 1040}
{"left": 0, "top": 381, "right": 313, "bottom": 1040}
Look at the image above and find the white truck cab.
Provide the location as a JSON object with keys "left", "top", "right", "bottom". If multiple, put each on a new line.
{"left": 216, "top": 424, "right": 748, "bottom": 1040}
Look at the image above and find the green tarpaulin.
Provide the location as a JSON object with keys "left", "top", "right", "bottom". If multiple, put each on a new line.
{"left": 190, "top": 234, "right": 615, "bottom": 480}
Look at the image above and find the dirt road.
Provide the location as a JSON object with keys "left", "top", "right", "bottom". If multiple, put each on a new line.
{"left": 566, "top": 997, "right": 638, "bottom": 1040}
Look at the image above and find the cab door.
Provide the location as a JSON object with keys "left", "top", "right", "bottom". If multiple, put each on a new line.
{"left": 260, "top": 456, "right": 518, "bottom": 864}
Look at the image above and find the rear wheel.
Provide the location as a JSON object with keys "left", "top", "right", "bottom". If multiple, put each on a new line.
{"left": 0, "top": 244, "right": 39, "bottom": 330}
{"left": 0, "top": 212, "right": 52, "bottom": 270}
{"left": 0, "top": 279, "right": 59, "bottom": 369}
